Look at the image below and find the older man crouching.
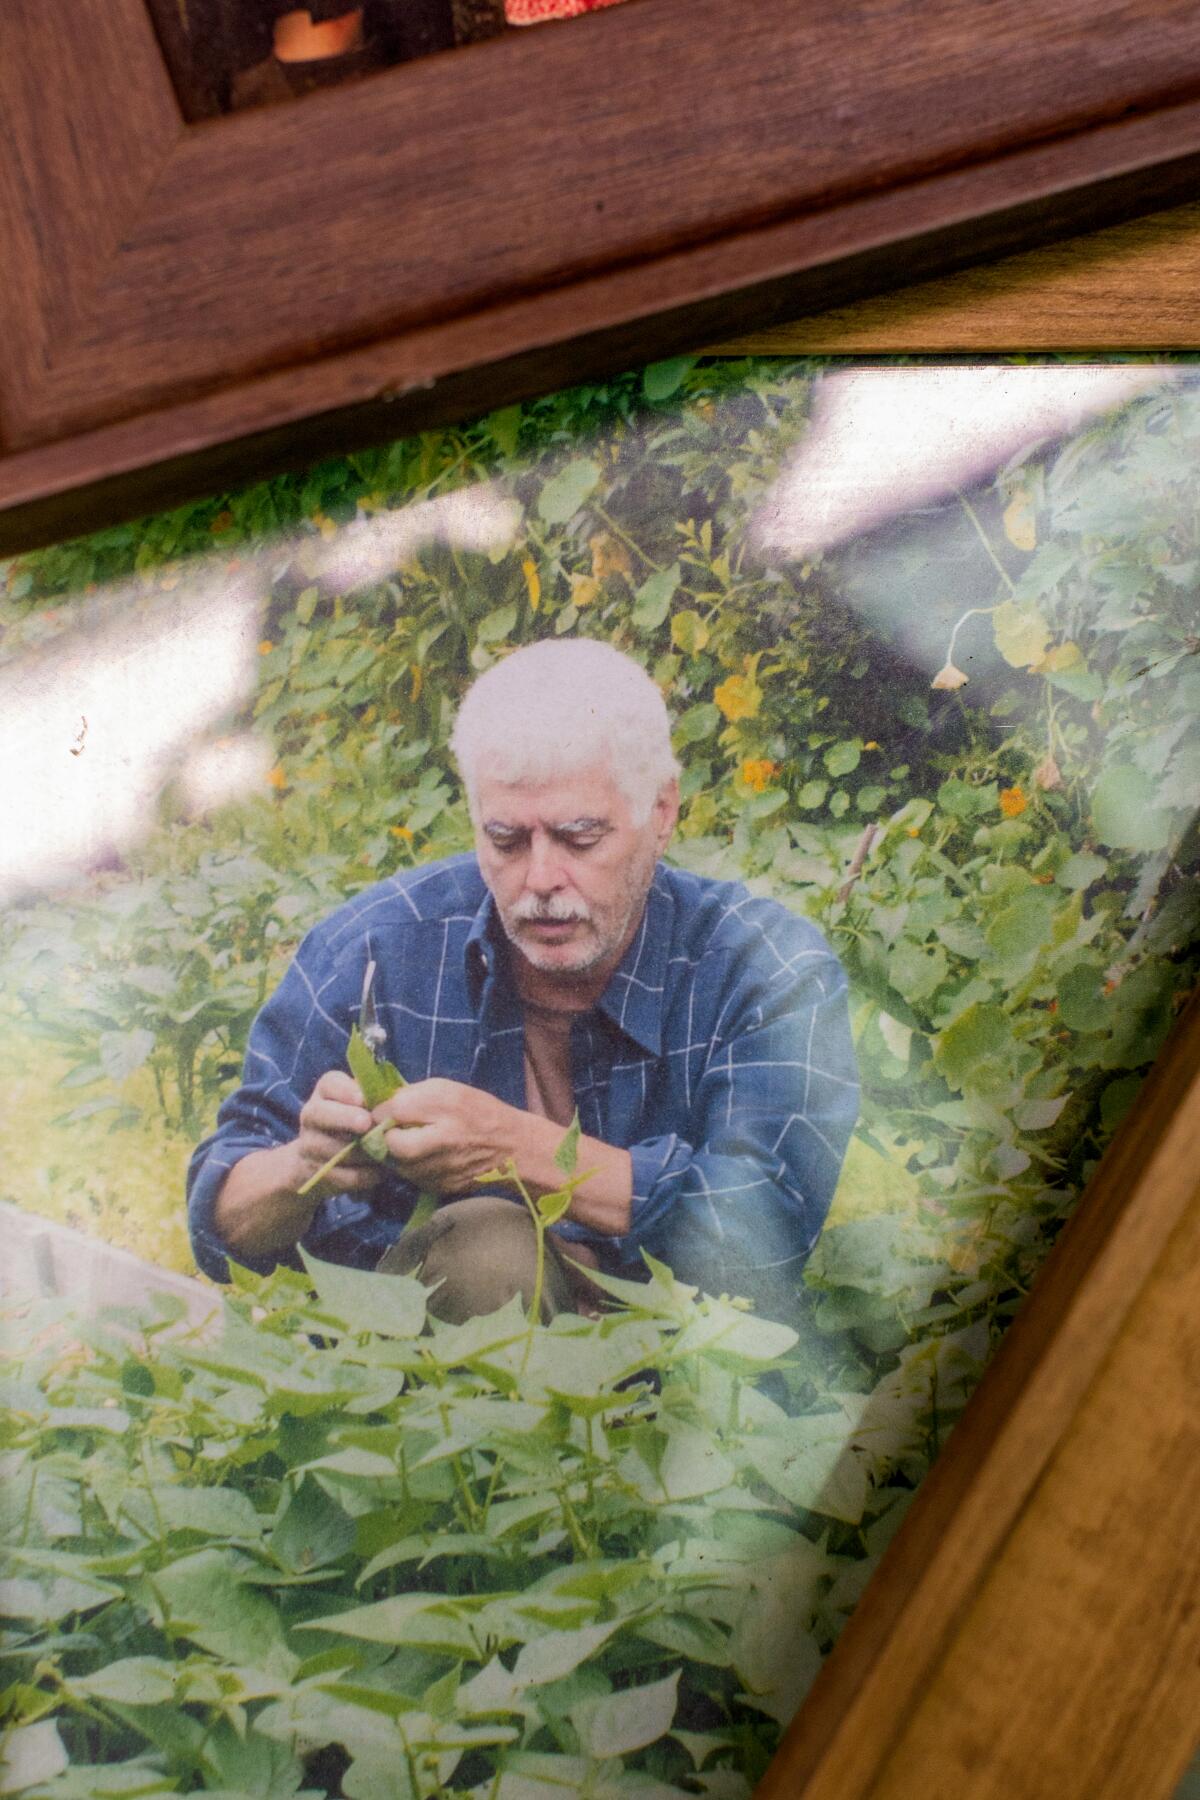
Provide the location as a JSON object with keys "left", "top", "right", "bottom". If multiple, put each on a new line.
{"left": 187, "top": 639, "right": 858, "bottom": 1323}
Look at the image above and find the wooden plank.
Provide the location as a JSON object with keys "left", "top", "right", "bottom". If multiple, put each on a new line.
{"left": 864, "top": 1179, "right": 1200, "bottom": 1800}
{"left": 757, "top": 995, "right": 1200, "bottom": 1800}
{"left": 712, "top": 200, "right": 1200, "bottom": 351}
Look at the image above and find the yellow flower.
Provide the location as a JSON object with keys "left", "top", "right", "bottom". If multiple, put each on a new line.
{"left": 522, "top": 557, "right": 541, "bottom": 613}
{"left": 265, "top": 764, "right": 287, "bottom": 790}
{"left": 931, "top": 660, "right": 969, "bottom": 691}
{"left": 907, "top": 825, "right": 921, "bottom": 838}
{"left": 714, "top": 673, "right": 762, "bottom": 722}
{"left": 999, "top": 785, "right": 1027, "bottom": 818}
{"left": 410, "top": 663, "right": 423, "bottom": 702}
{"left": 390, "top": 825, "right": 415, "bottom": 841}
{"left": 740, "top": 758, "right": 780, "bottom": 792}
{"left": 864, "top": 740, "right": 880, "bottom": 751}
{"left": 570, "top": 575, "right": 601, "bottom": 609}
{"left": 258, "top": 639, "right": 274, "bottom": 656}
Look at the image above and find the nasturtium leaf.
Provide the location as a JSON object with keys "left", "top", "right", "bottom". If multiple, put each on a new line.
{"left": 796, "top": 779, "right": 828, "bottom": 809}
{"left": 984, "top": 888, "right": 1058, "bottom": 968}
{"left": 674, "top": 702, "right": 721, "bottom": 747}
{"left": 642, "top": 356, "right": 696, "bottom": 401}
{"left": 670, "top": 609, "right": 710, "bottom": 655}
{"left": 1057, "top": 851, "right": 1107, "bottom": 891}
{"left": 537, "top": 459, "right": 601, "bottom": 525}
{"left": 933, "top": 1002, "right": 1014, "bottom": 1093}
{"left": 992, "top": 598, "right": 1051, "bottom": 668}
{"left": 488, "top": 405, "right": 522, "bottom": 457}
{"left": 1091, "top": 763, "right": 1173, "bottom": 852}
{"left": 824, "top": 740, "right": 861, "bottom": 778}
{"left": 1100, "top": 1073, "right": 1143, "bottom": 1132}
{"left": 299, "top": 1250, "right": 428, "bottom": 1340}
{"left": 1056, "top": 963, "right": 1109, "bottom": 1033}
{"left": 632, "top": 563, "right": 681, "bottom": 634}
{"left": 574, "top": 1669, "right": 680, "bottom": 1760}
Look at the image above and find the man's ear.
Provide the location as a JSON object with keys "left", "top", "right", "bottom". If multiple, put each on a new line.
{"left": 653, "top": 778, "right": 681, "bottom": 849}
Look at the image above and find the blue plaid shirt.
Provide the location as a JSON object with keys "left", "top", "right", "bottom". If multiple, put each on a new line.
{"left": 187, "top": 854, "right": 858, "bottom": 1306}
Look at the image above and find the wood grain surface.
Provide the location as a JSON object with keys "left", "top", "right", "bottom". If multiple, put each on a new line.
{"left": 713, "top": 201, "right": 1200, "bottom": 352}
{"left": 758, "top": 994, "right": 1200, "bottom": 1800}
{"left": 6, "top": 0, "right": 1200, "bottom": 545}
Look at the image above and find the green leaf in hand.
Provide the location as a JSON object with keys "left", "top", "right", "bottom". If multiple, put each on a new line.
{"left": 347, "top": 1024, "right": 405, "bottom": 1110}
{"left": 554, "top": 1112, "right": 581, "bottom": 1177}
{"left": 297, "top": 1026, "right": 407, "bottom": 1196}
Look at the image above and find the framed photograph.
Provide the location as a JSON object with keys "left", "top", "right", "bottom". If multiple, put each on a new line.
{"left": 6, "top": 0, "right": 1200, "bottom": 548}
{"left": 2, "top": 352, "right": 1197, "bottom": 1799}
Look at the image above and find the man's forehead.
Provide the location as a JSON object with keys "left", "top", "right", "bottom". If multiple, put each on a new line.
{"left": 475, "top": 765, "right": 624, "bottom": 824}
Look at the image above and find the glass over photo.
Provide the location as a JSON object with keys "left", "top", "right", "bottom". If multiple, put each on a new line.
{"left": 1, "top": 355, "right": 1198, "bottom": 1800}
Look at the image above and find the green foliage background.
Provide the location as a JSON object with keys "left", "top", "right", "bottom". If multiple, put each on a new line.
{"left": 1, "top": 357, "right": 1198, "bottom": 1796}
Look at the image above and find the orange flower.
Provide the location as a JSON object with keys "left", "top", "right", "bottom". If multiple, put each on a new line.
{"left": 907, "top": 825, "right": 921, "bottom": 838}
{"left": 714, "top": 673, "right": 762, "bottom": 722}
{"left": 863, "top": 741, "right": 880, "bottom": 751}
{"left": 740, "top": 758, "right": 780, "bottom": 793}
{"left": 390, "top": 825, "right": 415, "bottom": 841}
{"left": 258, "top": 639, "right": 274, "bottom": 656}
{"left": 265, "top": 764, "right": 287, "bottom": 790}
{"left": 999, "top": 785, "right": 1027, "bottom": 818}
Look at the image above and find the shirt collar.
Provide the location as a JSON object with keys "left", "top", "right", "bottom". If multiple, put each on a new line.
{"left": 463, "top": 865, "right": 673, "bottom": 1057}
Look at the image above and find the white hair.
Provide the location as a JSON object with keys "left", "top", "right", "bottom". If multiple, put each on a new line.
{"left": 450, "top": 638, "right": 681, "bottom": 823}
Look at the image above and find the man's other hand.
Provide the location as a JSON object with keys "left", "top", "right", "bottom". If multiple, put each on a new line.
{"left": 296, "top": 1070, "right": 382, "bottom": 1194}
{"left": 373, "top": 1078, "right": 517, "bottom": 1195}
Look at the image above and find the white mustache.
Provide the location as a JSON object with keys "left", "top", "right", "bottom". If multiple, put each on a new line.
{"left": 511, "top": 897, "right": 591, "bottom": 925}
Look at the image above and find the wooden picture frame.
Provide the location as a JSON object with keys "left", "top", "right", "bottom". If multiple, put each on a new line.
{"left": 6, "top": 0, "right": 1200, "bottom": 550}
{"left": 2, "top": 4, "right": 1199, "bottom": 1794}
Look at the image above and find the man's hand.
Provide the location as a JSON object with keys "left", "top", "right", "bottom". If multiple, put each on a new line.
{"left": 296, "top": 1070, "right": 384, "bottom": 1195}
{"left": 374, "top": 1078, "right": 518, "bottom": 1195}
{"left": 374, "top": 1079, "right": 634, "bottom": 1237}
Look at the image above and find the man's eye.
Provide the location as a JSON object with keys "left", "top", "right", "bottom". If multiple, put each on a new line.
{"left": 563, "top": 835, "right": 602, "bottom": 852}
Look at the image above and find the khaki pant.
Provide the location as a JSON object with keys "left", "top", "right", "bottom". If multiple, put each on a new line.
{"left": 377, "top": 1193, "right": 591, "bottom": 1324}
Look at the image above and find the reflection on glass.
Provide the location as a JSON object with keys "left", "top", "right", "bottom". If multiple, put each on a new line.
{"left": 146, "top": 0, "right": 635, "bottom": 117}
{"left": 1, "top": 357, "right": 1197, "bottom": 1796}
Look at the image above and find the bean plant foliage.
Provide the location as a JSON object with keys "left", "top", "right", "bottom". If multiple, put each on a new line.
{"left": 2, "top": 357, "right": 1198, "bottom": 1796}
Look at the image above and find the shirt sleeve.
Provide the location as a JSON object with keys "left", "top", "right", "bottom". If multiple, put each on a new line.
{"left": 186, "top": 928, "right": 415, "bottom": 1281}
{"left": 583, "top": 935, "right": 858, "bottom": 1314}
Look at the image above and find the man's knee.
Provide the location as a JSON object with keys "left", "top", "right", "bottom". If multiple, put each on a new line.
{"left": 377, "top": 1194, "right": 573, "bottom": 1324}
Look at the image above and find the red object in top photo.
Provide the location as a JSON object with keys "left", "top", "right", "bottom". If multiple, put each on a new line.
{"left": 505, "top": 0, "right": 630, "bottom": 22}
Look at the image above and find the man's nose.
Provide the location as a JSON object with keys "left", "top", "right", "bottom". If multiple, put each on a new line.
{"left": 525, "top": 833, "right": 565, "bottom": 893}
